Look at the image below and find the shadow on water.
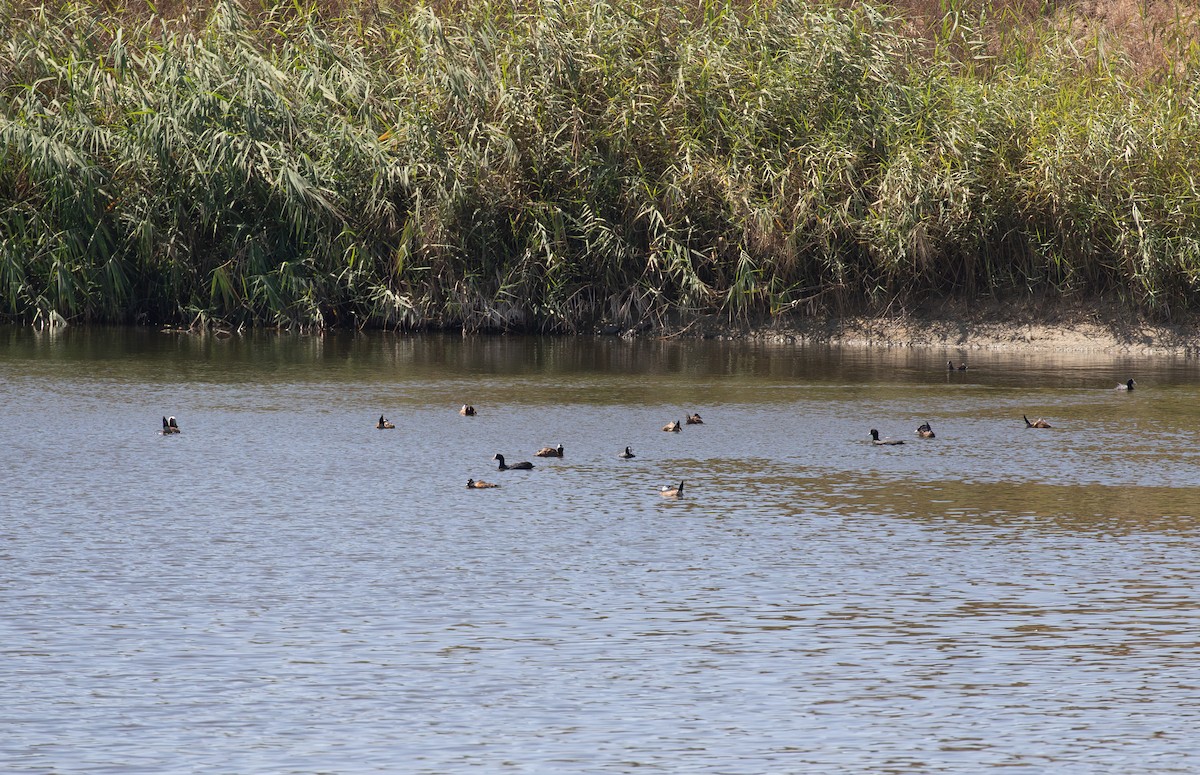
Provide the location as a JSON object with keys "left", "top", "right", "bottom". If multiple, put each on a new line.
{"left": 4, "top": 325, "right": 1196, "bottom": 387}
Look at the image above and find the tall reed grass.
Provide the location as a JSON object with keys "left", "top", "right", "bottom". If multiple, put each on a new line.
{"left": 2, "top": 0, "right": 1200, "bottom": 330}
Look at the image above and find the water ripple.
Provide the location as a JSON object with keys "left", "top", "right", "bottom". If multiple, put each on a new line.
{"left": 2, "top": 331, "right": 1199, "bottom": 772}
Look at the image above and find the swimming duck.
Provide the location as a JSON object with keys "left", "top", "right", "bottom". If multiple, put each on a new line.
{"left": 535, "top": 444, "right": 564, "bottom": 458}
{"left": 1115, "top": 379, "right": 1136, "bottom": 391}
{"left": 686, "top": 413, "right": 704, "bottom": 425}
{"left": 915, "top": 422, "right": 936, "bottom": 438}
{"left": 947, "top": 361, "right": 967, "bottom": 371}
{"left": 493, "top": 453, "right": 534, "bottom": 471}
{"left": 376, "top": 415, "right": 395, "bottom": 429}
{"left": 1023, "top": 415, "right": 1052, "bottom": 428}
{"left": 161, "top": 416, "right": 180, "bottom": 434}
{"left": 619, "top": 446, "right": 636, "bottom": 459}
{"left": 459, "top": 404, "right": 477, "bottom": 416}
{"left": 869, "top": 429, "right": 904, "bottom": 445}
{"left": 466, "top": 478, "right": 499, "bottom": 489}
{"left": 663, "top": 420, "right": 682, "bottom": 432}
{"left": 660, "top": 480, "right": 685, "bottom": 497}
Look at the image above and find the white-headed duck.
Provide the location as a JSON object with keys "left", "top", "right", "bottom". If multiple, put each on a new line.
{"left": 466, "top": 478, "right": 499, "bottom": 489}
{"left": 869, "top": 429, "right": 904, "bottom": 445}
{"left": 161, "top": 416, "right": 180, "bottom": 434}
{"left": 1115, "top": 379, "right": 1136, "bottom": 391}
{"left": 660, "top": 480, "right": 685, "bottom": 498}
{"left": 460, "top": 404, "right": 477, "bottom": 416}
{"left": 619, "top": 446, "right": 636, "bottom": 459}
{"left": 377, "top": 415, "right": 395, "bottom": 429}
{"left": 915, "top": 422, "right": 936, "bottom": 438}
{"left": 663, "top": 420, "right": 681, "bottom": 432}
{"left": 536, "top": 444, "right": 564, "bottom": 458}
{"left": 686, "top": 413, "right": 703, "bottom": 425}
{"left": 1023, "top": 415, "right": 1052, "bottom": 428}
{"left": 493, "top": 453, "right": 534, "bottom": 471}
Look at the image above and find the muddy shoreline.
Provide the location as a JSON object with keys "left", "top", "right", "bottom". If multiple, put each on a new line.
{"left": 70, "top": 299, "right": 1200, "bottom": 356}
{"left": 657, "top": 300, "right": 1200, "bottom": 356}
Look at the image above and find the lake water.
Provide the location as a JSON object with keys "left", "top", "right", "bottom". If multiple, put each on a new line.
{"left": 2, "top": 327, "right": 1199, "bottom": 773}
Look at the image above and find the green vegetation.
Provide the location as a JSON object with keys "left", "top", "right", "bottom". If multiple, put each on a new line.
{"left": 3, "top": 0, "right": 1200, "bottom": 331}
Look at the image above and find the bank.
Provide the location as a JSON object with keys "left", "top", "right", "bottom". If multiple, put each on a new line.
{"left": 649, "top": 300, "right": 1200, "bottom": 357}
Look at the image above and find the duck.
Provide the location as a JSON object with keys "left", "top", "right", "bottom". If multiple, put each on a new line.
{"left": 493, "top": 453, "right": 534, "bottom": 471}
{"left": 161, "top": 416, "right": 180, "bottom": 434}
{"left": 466, "top": 478, "right": 499, "bottom": 489}
{"left": 947, "top": 360, "right": 967, "bottom": 371}
{"left": 1023, "top": 415, "right": 1052, "bottom": 428}
{"left": 376, "top": 414, "right": 395, "bottom": 429}
{"left": 915, "top": 422, "right": 936, "bottom": 438}
{"left": 535, "top": 444, "right": 564, "bottom": 458}
{"left": 660, "top": 480, "right": 685, "bottom": 498}
{"left": 869, "top": 429, "right": 904, "bottom": 445}
{"left": 663, "top": 420, "right": 682, "bottom": 432}
{"left": 1115, "top": 378, "right": 1136, "bottom": 391}
{"left": 619, "top": 446, "right": 636, "bottom": 459}
{"left": 685, "top": 413, "right": 704, "bottom": 425}
{"left": 459, "top": 404, "right": 477, "bottom": 416}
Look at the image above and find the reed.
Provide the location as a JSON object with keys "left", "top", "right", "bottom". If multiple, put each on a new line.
{"left": 2, "top": 0, "right": 1200, "bottom": 330}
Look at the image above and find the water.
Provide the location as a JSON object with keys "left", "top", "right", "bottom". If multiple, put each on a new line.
{"left": 2, "top": 327, "right": 1199, "bottom": 773}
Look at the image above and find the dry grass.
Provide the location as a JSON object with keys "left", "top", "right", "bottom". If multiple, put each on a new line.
{"left": 881, "top": 0, "right": 1200, "bottom": 76}
{"left": 14, "top": 0, "right": 1200, "bottom": 68}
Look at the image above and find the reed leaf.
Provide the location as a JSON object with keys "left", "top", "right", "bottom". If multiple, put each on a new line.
{"left": 2, "top": 0, "right": 1200, "bottom": 328}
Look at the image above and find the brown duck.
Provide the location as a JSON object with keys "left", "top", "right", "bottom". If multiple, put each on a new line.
{"left": 660, "top": 481, "right": 685, "bottom": 498}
